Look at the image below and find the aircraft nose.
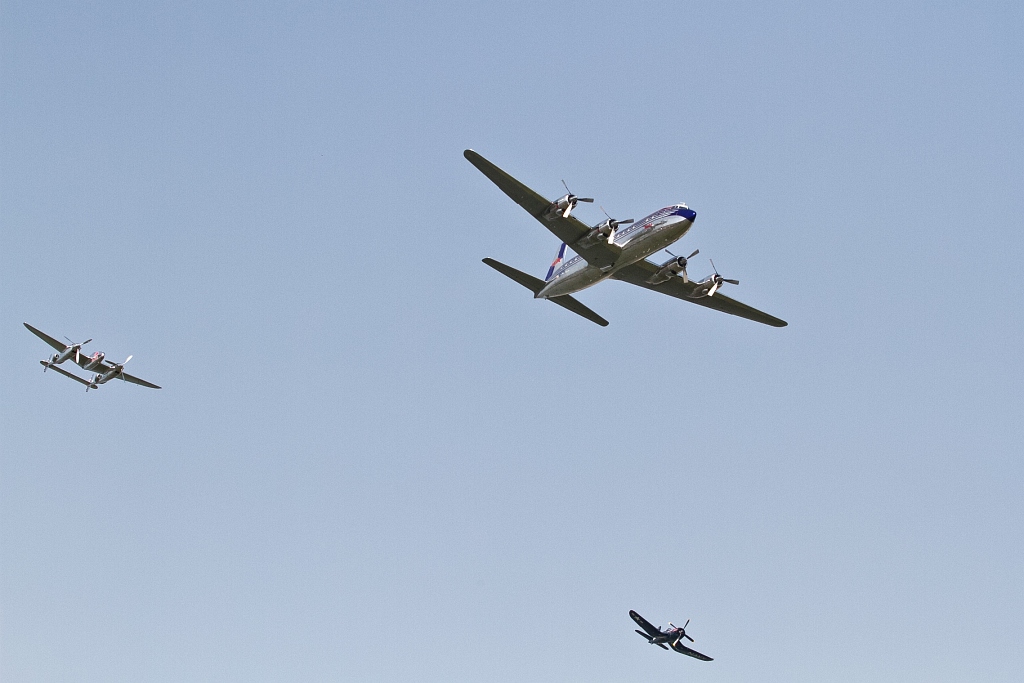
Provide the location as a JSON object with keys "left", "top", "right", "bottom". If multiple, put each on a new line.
{"left": 678, "top": 207, "right": 697, "bottom": 221}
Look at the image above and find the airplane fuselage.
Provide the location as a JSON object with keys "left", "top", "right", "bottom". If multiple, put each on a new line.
{"left": 537, "top": 205, "right": 696, "bottom": 298}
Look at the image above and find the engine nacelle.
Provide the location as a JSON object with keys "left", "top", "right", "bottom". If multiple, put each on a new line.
{"left": 544, "top": 187, "right": 592, "bottom": 220}
{"left": 573, "top": 221, "right": 616, "bottom": 249}
{"left": 645, "top": 256, "right": 687, "bottom": 285}
{"left": 544, "top": 193, "right": 577, "bottom": 220}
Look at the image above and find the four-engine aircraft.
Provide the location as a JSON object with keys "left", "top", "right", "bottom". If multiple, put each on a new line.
{"left": 25, "top": 323, "right": 161, "bottom": 391}
{"left": 465, "top": 149, "right": 786, "bottom": 328}
{"left": 630, "top": 610, "right": 713, "bottom": 661}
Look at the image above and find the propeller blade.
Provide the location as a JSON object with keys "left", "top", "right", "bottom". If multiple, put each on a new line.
{"left": 710, "top": 258, "right": 718, "bottom": 275}
{"left": 723, "top": 278, "right": 740, "bottom": 285}
{"left": 687, "top": 249, "right": 699, "bottom": 259}
{"left": 562, "top": 203, "right": 573, "bottom": 219}
{"left": 577, "top": 197, "right": 593, "bottom": 203}
{"left": 75, "top": 349, "right": 80, "bottom": 364}
{"left": 684, "top": 619, "right": 690, "bottom": 629}
{"left": 685, "top": 634, "right": 695, "bottom": 642}
{"left": 562, "top": 179, "right": 571, "bottom": 194}
{"left": 708, "top": 281, "right": 720, "bottom": 297}
{"left": 681, "top": 269, "right": 689, "bottom": 284}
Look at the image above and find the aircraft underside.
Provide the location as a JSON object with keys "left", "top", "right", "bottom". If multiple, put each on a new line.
{"left": 538, "top": 219, "right": 692, "bottom": 298}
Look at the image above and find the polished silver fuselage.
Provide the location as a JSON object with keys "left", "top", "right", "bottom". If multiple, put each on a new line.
{"left": 537, "top": 205, "right": 695, "bottom": 298}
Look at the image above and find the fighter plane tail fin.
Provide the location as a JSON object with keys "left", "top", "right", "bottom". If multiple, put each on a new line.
{"left": 482, "top": 258, "right": 609, "bottom": 327}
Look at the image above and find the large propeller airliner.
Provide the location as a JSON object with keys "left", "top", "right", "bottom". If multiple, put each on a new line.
{"left": 464, "top": 150, "right": 786, "bottom": 328}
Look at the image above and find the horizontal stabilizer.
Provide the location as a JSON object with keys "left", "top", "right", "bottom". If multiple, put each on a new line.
{"left": 482, "top": 258, "right": 609, "bottom": 327}
{"left": 483, "top": 257, "right": 545, "bottom": 294}
{"left": 548, "top": 293, "right": 608, "bottom": 327}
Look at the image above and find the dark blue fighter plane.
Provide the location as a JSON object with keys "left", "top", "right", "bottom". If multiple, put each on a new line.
{"left": 630, "top": 610, "right": 713, "bottom": 661}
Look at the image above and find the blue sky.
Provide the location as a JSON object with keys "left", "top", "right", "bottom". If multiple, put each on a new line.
{"left": 2, "top": 2, "right": 1022, "bottom": 681}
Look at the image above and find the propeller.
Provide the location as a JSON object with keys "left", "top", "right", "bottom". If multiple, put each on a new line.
{"left": 560, "top": 180, "right": 593, "bottom": 218}
{"left": 63, "top": 335, "right": 93, "bottom": 363}
{"left": 707, "top": 259, "right": 739, "bottom": 296}
{"left": 107, "top": 355, "right": 133, "bottom": 382}
{"left": 599, "top": 206, "right": 634, "bottom": 243}
{"left": 669, "top": 619, "right": 694, "bottom": 646}
{"left": 665, "top": 248, "right": 699, "bottom": 283}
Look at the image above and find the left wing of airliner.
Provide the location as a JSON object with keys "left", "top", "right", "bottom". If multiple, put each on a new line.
{"left": 612, "top": 260, "right": 787, "bottom": 327}
{"left": 464, "top": 149, "right": 621, "bottom": 269}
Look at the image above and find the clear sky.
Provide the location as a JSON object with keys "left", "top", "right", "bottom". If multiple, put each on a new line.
{"left": 2, "top": 2, "right": 1022, "bottom": 681}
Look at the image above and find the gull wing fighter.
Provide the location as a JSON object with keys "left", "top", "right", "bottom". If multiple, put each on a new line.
{"left": 464, "top": 150, "right": 786, "bottom": 327}
{"left": 25, "top": 323, "right": 161, "bottom": 391}
{"left": 629, "top": 610, "right": 713, "bottom": 661}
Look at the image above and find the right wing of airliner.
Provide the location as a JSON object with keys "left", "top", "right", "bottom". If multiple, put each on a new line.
{"left": 611, "top": 260, "right": 787, "bottom": 327}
